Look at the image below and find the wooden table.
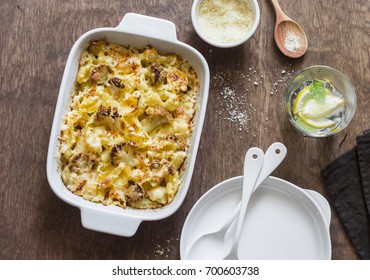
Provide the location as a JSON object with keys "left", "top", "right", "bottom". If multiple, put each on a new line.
{"left": 1, "top": 0, "right": 368, "bottom": 260}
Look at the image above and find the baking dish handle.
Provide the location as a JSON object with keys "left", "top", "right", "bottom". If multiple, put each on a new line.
{"left": 305, "top": 190, "right": 331, "bottom": 228}
{"left": 80, "top": 208, "right": 142, "bottom": 237}
{"left": 116, "top": 13, "right": 178, "bottom": 42}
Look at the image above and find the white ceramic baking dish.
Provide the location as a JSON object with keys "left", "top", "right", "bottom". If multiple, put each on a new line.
{"left": 46, "top": 13, "right": 209, "bottom": 237}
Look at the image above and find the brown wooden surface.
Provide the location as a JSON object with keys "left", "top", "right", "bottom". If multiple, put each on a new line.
{"left": 1, "top": 0, "right": 369, "bottom": 260}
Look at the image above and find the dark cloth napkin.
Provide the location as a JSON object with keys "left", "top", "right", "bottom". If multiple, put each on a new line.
{"left": 321, "top": 130, "right": 370, "bottom": 260}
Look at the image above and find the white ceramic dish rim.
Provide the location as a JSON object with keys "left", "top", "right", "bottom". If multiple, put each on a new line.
{"left": 46, "top": 13, "right": 210, "bottom": 237}
{"left": 180, "top": 176, "right": 332, "bottom": 259}
{"left": 191, "top": 0, "right": 260, "bottom": 48}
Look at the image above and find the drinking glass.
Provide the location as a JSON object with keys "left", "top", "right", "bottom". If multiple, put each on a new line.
{"left": 284, "top": 65, "right": 356, "bottom": 137}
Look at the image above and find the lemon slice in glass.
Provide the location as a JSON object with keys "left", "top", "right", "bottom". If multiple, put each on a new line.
{"left": 293, "top": 87, "right": 311, "bottom": 114}
{"left": 298, "top": 113, "right": 335, "bottom": 128}
{"left": 302, "top": 93, "right": 344, "bottom": 119}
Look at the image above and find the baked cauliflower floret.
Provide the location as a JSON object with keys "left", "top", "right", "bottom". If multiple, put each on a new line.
{"left": 146, "top": 104, "right": 173, "bottom": 121}
{"left": 67, "top": 152, "right": 97, "bottom": 174}
{"left": 108, "top": 180, "right": 144, "bottom": 207}
{"left": 150, "top": 133, "right": 188, "bottom": 152}
{"left": 124, "top": 180, "right": 144, "bottom": 203}
{"left": 90, "top": 64, "right": 111, "bottom": 85}
{"left": 108, "top": 77, "right": 125, "bottom": 88}
{"left": 141, "top": 105, "right": 173, "bottom": 133}
{"left": 110, "top": 141, "right": 137, "bottom": 166}
{"left": 93, "top": 105, "right": 121, "bottom": 129}
{"left": 150, "top": 63, "right": 166, "bottom": 85}
{"left": 145, "top": 159, "right": 175, "bottom": 187}
{"left": 150, "top": 160, "right": 175, "bottom": 175}
{"left": 167, "top": 70, "right": 188, "bottom": 92}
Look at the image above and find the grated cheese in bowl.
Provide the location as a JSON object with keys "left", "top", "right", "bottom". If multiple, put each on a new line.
{"left": 191, "top": 0, "right": 260, "bottom": 48}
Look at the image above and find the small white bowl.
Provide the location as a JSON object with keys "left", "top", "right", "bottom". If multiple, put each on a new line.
{"left": 191, "top": 0, "right": 260, "bottom": 48}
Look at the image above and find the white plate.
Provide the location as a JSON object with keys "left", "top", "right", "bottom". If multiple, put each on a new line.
{"left": 180, "top": 176, "right": 331, "bottom": 259}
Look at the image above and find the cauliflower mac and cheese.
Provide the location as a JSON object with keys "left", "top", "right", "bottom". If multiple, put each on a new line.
{"left": 57, "top": 40, "right": 199, "bottom": 209}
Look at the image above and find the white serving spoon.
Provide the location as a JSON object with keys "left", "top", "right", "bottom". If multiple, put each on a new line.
{"left": 185, "top": 143, "right": 287, "bottom": 259}
{"left": 223, "top": 142, "right": 287, "bottom": 259}
{"left": 223, "top": 147, "right": 264, "bottom": 260}
{"left": 185, "top": 147, "right": 263, "bottom": 259}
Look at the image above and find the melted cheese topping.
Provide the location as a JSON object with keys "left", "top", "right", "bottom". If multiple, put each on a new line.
{"left": 57, "top": 40, "right": 199, "bottom": 209}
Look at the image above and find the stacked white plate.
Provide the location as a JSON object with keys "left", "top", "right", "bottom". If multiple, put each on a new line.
{"left": 180, "top": 176, "right": 331, "bottom": 259}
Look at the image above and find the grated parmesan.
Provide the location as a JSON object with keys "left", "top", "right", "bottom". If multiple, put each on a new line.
{"left": 284, "top": 32, "right": 301, "bottom": 52}
{"left": 197, "top": 0, "right": 255, "bottom": 44}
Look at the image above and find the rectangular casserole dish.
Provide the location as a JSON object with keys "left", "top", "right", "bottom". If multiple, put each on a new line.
{"left": 47, "top": 13, "right": 209, "bottom": 237}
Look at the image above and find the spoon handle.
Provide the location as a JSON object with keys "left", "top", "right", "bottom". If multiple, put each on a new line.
{"left": 228, "top": 148, "right": 264, "bottom": 259}
{"left": 227, "top": 142, "right": 287, "bottom": 226}
{"left": 254, "top": 142, "right": 287, "bottom": 188}
{"left": 223, "top": 142, "right": 287, "bottom": 259}
{"left": 270, "top": 0, "right": 290, "bottom": 23}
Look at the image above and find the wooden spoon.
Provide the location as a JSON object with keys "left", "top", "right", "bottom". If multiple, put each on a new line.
{"left": 271, "top": 0, "right": 308, "bottom": 58}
